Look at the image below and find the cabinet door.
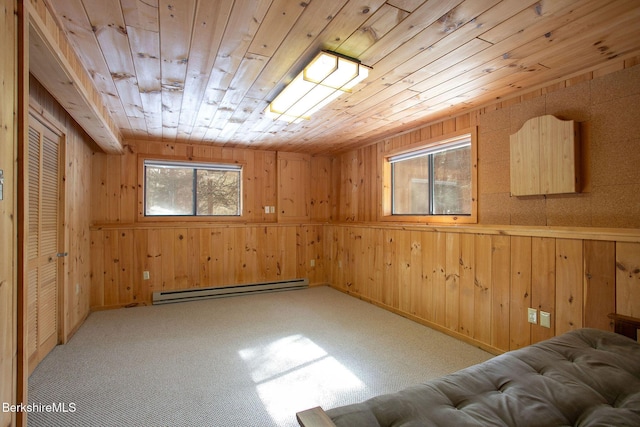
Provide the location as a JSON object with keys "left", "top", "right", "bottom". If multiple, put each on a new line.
{"left": 510, "top": 115, "right": 579, "bottom": 196}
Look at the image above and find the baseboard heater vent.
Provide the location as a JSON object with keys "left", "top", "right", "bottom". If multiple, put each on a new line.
{"left": 152, "top": 278, "right": 309, "bottom": 305}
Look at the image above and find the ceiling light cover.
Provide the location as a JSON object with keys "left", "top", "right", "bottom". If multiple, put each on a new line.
{"left": 266, "top": 51, "right": 369, "bottom": 122}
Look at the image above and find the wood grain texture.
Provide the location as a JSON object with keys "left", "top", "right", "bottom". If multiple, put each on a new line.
{"left": 39, "top": 0, "right": 640, "bottom": 154}
{"left": 324, "top": 224, "right": 639, "bottom": 354}
{"left": 90, "top": 224, "right": 325, "bottom": 309}
{"left": 0, "top": 0, "right": 16, "bottom": 423}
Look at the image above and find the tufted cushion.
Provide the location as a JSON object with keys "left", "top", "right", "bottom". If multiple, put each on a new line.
{"left": 326, "top": 329, "right": 640, "bottom": 426}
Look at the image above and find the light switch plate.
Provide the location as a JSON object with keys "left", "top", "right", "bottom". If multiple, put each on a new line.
{"left": 540, "top": 311, "right": 551, "bottom": 328}
{"left": 527, "top": 307, "right": 537, "bottom": 324}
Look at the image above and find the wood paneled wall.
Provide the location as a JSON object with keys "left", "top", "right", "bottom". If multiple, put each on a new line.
{"left": 89, "top": 140, "right": 333, "bottom": 309}
{"left": 336, "top": 59, "right": 640, "bottom": 229}
{"left": 90, "top": 224, "right": 323, "bottom": 309}
{"left": 29, "top": 76, "right": 95, "bottom": 341}
{"left": 329, "top": 60, "right": 640, "bottom": 352}
{"left": 1, "top": 0, "right": 16, "bottom": 424}
{"left": 91, "top": 140, "right": 333, "bottom": 225}
{"left": 325, "top": 224, "right": 638, "bottom": 353}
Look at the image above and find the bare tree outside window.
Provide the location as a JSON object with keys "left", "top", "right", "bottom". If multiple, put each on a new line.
{"left": 144, "top": 160, "right": 242, "bottom": 216}
{"left": 196, "top": 170, "right": 240, "bottom": 215}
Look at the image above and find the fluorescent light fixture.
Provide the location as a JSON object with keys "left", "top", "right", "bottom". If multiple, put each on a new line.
{"left": 265, "top": 51, "right": 369, "bottom": 122}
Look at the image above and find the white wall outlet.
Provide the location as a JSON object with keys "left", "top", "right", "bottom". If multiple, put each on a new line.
{"left": 143, "top": 271, "right": 150, "bottom": 280}
{"left": 527, "top": 307, "right": 537, "bottom": 324}
{"left": 540, "top": 311, "right": 551, "bottom": 328}
{"left": 270, "top": 206, "right": 275, "bottom": 213}
{"left": 265, "top": 206, "right": 269, "bottom": 214}
{"left": 310, "top": 259, "right": 315, "bottom": 267}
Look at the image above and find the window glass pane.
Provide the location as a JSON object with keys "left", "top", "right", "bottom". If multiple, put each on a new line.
{"left": 196, "top": 169, "right": 241, "bottom": 215}
{"left": 145, "top": 166, "right": 194, "bottom": 215}
{"left": 392, "top": 155, "right": 430, "bottom": 214}
{"left": 432, "top": 146, "right": 471, "bottom": 215}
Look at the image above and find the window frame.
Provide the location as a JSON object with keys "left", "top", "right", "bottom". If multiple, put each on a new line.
{"left": 137, "top": 155, "right": 246, "bottom": 223}
{"left": 381, "top": 127, "right": 477, "bottom": 224}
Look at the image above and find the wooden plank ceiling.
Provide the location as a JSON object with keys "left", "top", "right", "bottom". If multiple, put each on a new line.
{"left": 46, "top": 0, "right": 640, "bottom": 155}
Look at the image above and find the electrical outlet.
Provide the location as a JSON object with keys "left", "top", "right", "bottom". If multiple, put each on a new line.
{"left": 265, "top": 206, "right": 269, "bottom": 214}
{"left": 310, "top": 259, "right": 315, "bottom": 267}
{"left": 527, "top": 307, "right": 537, "bottom": 324}
{"left": 540, "top": 311, "right": 551, "bottom": 328}
{"left": 143, "top": 271, "right": 150, "bottom": 280}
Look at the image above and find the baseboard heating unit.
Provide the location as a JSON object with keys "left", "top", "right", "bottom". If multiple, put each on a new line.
{"left": 152, "top": 278, "right": 309, "bottom": 305}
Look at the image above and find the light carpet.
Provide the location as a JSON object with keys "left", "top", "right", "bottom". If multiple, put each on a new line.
{"left": 28, "top": 286, "right": 492, "bottom": 426}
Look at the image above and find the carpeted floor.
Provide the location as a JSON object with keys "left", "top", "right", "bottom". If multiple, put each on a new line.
{"left": 28, "top": 286, "right": 492, "bottom": 426}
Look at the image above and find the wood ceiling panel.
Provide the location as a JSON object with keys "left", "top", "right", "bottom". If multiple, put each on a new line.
{"left": 176, "top": 0, "right": 233, "bottom": 139}
{"left": 82, "top": 0, "right": 146, "bottom": 133}
{"left": 49, "top": 0, "right": 130, "bottom": 130}
{"left": 43, "top": 0, "right": 640, "bottom": 155}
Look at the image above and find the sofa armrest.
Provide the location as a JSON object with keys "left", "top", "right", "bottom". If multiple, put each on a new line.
{"left": 296, "top": 407, "right": 337, "bottom": 427}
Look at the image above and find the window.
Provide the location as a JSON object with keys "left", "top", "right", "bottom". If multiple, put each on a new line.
{"left": 144, "top": 160, "right": 242, "bottom": 216}
{"left": 383, "top": 130, "right": 477, "bottom": 223}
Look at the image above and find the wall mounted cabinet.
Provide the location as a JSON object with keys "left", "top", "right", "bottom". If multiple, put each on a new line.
{"left": 510, "top": 115, "right": 580, "bottom": 196}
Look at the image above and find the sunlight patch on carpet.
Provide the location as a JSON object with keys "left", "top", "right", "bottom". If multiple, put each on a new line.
{"left": 239, "top": 335, "right": 364, "bottom": 425}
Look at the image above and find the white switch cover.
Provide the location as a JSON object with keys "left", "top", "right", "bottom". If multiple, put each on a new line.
{"left": 527, "top": 307, "right": 537, "bottom": 324}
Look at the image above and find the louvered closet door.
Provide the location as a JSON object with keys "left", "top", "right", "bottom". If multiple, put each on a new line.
{"left": 27, "top": 114, "right": 62, "bottom": 375}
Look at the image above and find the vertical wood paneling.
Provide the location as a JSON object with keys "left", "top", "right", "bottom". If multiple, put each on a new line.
{"left": 277, "top": 152, "right": 310, "bottom": 222}
{"left": 397, "top": 230, "right": 412, "bottom": 313}
{"left": 118, "top": 230, "right": 134, "bottom": 304}
{"left": 473, "top": 234, "right": 492, "bottom": 345}
{"left": 616, "top": 242, "right": 640, "bottom": 318}
{"left": 458, "top": 234, "right": 475, "bottom": 337}
{"left": 90, "top": 230, "right": 105, "bottom": 308}
{"left": 187, "top": 228, "right": 200, "bottom": 287}
{"left": 133, "top": 228, "right": 147, "bottom": 303}
{"left": 531, "top": 237, "right": 555, "bottom": 343}
{"left": 409, "top": 231, "right": 424, "bottom": 317}
{"left": 103, "top": 230, "right": 120, "bottom": 306}
{"left": 382, "top": 229, "right": 398, "bottom": 308}
{"left": 584, "top": 240, "right": 615, "bottom": 331}
{"left": 431, "top": 232, "right": 447, "bottom": 326}
{"left": 445, "top": 233, "right": 460, "bottom": 332}
{"left": 160, "top": 228, "right": 175, "bottom": 291}
{"left": 370, "top": 228, "right": 384, "bottom": 303}
{"left": 310, "top": 156, "right": 332, "bottom": 222}
{"left": 1, "top": 0, "right": 16, "bottom": 410}
{"left": 491, "top": 235, "right": 510, "bottom": 351}
{"left": 146, "top": 228, "right": 162, "bottom": 298}
{"left": 417, "top": 232, "right": 434, "bottom": 321}
{"left": 555, "top": 239, "right": 583, "bottom": 335}
{"left": 510, "top": 236, "right": 531, "bottom": 350}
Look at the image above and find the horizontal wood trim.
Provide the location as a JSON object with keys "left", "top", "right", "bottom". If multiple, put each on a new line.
{"left": 326, "top": 222, "right": 640, "bottom": 243}
{"left": 91, "top": 221, "right": 329, "bottom": 230}
{"left": 90, "top": 221, "right": 640, "bottom": 243}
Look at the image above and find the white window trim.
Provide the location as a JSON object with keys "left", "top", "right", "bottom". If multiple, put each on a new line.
{"left": 381, "top": 127, "right": 477, "bottom": 224}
